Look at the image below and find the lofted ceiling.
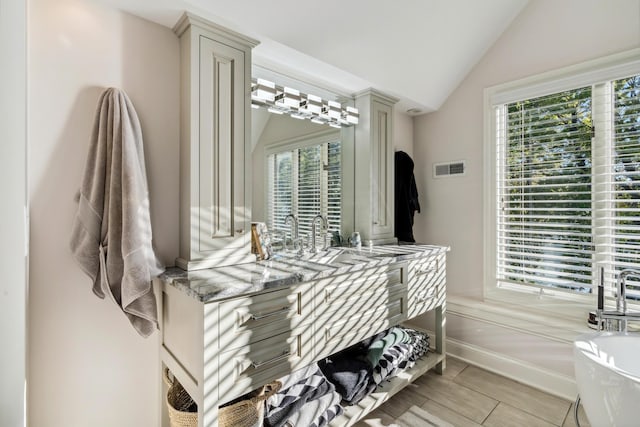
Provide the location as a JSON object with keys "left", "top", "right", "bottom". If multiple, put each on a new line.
{"left": 95, "top": 0, "right": 529, "bottom": 114}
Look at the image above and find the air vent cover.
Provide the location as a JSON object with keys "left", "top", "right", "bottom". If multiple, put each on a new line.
{"left": 433, "top": 160, "right": 466, "bottom": 178}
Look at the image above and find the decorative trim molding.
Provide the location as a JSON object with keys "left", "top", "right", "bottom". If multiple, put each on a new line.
{"left": 173, "top": 12, "right": 260, "bottom": 48}
{"left": 446, "top": 337, "right": 577, "bottom": 401}
{"left": 353, "top": 88, "right": 400, "bottom": 105}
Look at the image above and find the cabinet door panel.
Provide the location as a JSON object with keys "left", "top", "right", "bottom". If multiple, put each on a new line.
{"left": 198, "top": 36, "right": 248, "bottom": 254}
{"left": 372, "top": 100, "right": 393, "bottom": 237}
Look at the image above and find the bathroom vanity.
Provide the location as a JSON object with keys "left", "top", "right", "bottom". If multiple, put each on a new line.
{"left": 158, "top": 244, "right": 447, "bottom": 427}
{"left": 163, "top": 11, "right": 446, "bottom": 427}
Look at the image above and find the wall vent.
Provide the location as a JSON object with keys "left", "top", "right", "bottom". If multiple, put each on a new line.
{"left": 433, "top": 160, "right": 466, "bottom": 178}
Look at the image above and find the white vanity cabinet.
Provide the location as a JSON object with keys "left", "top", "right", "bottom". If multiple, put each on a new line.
{"left": 173, "top": 13, "right": 259, "bottom": 270}
{"left": 313, "top": 264, "right": 408, "bottom": 361}
{"left": 354, "top": 90, "right": 399, "bottom": 245}
{"left": 159, "top": 247, "right": 446, "bottom": 427}
{"left": 407, "top": 251, "right": 446, "bottom": 319}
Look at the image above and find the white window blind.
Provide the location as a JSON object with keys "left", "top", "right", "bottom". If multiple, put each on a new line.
{"left": 267, "top": 139, "right": 341, "bottom": 240}
{"left": 497, "top": 87, "right": 595, "bottom": 293}
{"left": 604, "top": 75, "right": 640, "bottom": 298}
{"left": 267, "top": 151, "right": 293, "bottom": 235}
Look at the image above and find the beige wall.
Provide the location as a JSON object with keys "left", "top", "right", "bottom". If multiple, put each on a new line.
{"left": 413, "top": 0, "right": 640, "bottom": 298}
{"left": 393, "top": 109, "right": 413, "bottom": 157}
{"left": 28, "top": 0, "right": 179, "bottom": 425}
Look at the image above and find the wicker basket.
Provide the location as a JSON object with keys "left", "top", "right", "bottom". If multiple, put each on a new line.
{"left": 219, "top": 381, "right": 281, "bottom": 427}
{"left": 164, "top": 368, "right": 198, "bottom": 427}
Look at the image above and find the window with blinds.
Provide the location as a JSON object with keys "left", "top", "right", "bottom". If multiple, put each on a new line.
{"left": 495, "top": 73, "right": 640, "bottom": 299}
{"left": 609, "top": 75, "right": 640, "bottom": 299}
{"left": 497, "top": 87, "right": 594, "bottom": 293}
{"left": 267, "top": 139, "right": 341, "bottom": 240}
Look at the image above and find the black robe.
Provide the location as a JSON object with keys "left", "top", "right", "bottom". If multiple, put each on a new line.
{"left": 394, "top": 151, "right": 420, "bottom": 243}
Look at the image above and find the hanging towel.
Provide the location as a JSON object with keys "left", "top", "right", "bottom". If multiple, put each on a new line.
{"left": 394, "top": 151, "right": 421, "bottom": 243}
{"left": 70, "top": 87, "right": 164, "bottom": 337}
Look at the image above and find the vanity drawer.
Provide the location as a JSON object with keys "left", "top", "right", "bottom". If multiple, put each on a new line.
{"left": 408, "top": 254, "right": 442, "bottom": 281}
{"left": 408, "top": 253, "right": 446, "bottom": 318}
{"left": 314, "top": 293, "right": 407, "bottom": 360}
{"left": 218, "top": 328, "right": 314, "bottom": 403}
{"left": 314, "top": 264, "right": 405, "bottom": 318}
{"left": 218, "top": 285, "right": 313, "bottom": 350}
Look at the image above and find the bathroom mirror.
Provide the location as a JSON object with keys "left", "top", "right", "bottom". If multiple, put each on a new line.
{"left": 250, "top": 66, "right": 356, "bottom": 243}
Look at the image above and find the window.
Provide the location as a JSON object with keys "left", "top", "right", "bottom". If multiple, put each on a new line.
{"left": 497, "top": 87, "right": 594, "bottom": 294}
{"left": 489, "top": 55, "right": 640, "bottom": 303}
{"left": 267, "top": 137, "right": 342, "bottom": 241}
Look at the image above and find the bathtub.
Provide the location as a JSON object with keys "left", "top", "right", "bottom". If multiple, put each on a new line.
{"left": 574, "top": 332, "right": 640, "bottom": 427}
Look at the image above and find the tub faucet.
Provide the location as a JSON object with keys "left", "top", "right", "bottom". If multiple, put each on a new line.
{"left": 600, "top": 269, "right": 640, "bottom": 332}
{"left": 310, "top": 215, "right": 328, "bottom": 254}
{"left": 616, "top": 269, "right": 640, "bottom": 314}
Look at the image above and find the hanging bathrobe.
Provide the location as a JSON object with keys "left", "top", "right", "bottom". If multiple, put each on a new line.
{"left": 70, "top": 87, "right": 164, "bottom": 337}
{"left": 394, "top": 151, "right": 421, "bottom": 243}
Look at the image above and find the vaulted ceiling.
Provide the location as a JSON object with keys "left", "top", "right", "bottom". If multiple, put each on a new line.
{"left": 97, "top": 0, "right": 529, "bottom": 114}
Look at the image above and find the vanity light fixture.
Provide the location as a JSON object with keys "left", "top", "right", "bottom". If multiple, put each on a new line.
{"left": 344, "top": 106, "right": 360, "bottom": 125}
{"left": 251, "top": 78, "right": 358, "bottom": 127}
{"left": 267, "top": 107, "right": 285, "bottom": 115}
{"left": 275, "top": 87, "right": 301, "bottom": 110}
{"left": 300, "top": 93, "right": 323, "bottom": 116}
{"left": 327, "top": 100, "right": 342, "bottom": 120}
{"left": 252, "top": 78, "right": 276, "bottom": 103}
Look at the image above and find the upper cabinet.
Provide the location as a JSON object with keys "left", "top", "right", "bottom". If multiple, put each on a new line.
{"left": 174, "top": 13, "right": 259, "bottom": 270}
{"left": 354, "top": 89, "right": 399, "bottom": 244}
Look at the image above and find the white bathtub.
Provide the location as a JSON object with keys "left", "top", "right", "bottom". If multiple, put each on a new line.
{"left": 574, "top": 332, "right": 640, "bottom": 427}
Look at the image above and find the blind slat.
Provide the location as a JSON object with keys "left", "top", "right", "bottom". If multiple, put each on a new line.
{"left": 267, "top": 139, "right": 342, "bottom": 240}
{"left": 497, "top": 74, "right": 640, "bottom": 297}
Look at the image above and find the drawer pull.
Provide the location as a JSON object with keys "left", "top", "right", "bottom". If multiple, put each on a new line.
{"left": 251, "top": 350, "right": 291, "bottom": 368}
{"left": 250, "top": 306, "right": 290, "bottom": 321}
{"left": 416, "top": 267, "right": 436, "bottom": 276}
{"left": 417, "top": 295, "right": 436, "bottom": 302}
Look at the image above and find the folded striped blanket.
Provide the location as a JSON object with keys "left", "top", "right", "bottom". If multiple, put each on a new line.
{"left": 265, "top": 363, "right": 337, "bottom": 427}
{"left": 284, "top": 389, "right": 342, "bottom": 427}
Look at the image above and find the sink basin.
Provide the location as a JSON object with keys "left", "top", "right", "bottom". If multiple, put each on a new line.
{"left": 574, "top": 332, "right": 640, "bottom": 426}
{"left": 300, "top": 248, "right": 372, "bottom": 265}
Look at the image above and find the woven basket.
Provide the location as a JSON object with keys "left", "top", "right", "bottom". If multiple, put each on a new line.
{"left": 164, "top": 368, "right": 198, "bottom": 427}
{"left": 219, "top": 381, "right": 281, "bottom": 427}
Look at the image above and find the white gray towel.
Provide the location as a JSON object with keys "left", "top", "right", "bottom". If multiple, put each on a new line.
{"left": 70, "top": 87, "right": 163, "bottom": 337}
{"left": 284, "top": 388, "right": 342, "bottom": 427}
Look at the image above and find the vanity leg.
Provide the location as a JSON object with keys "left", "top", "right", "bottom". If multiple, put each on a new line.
{"left": 434, "top": 303, "right": 446, "bottom": 375}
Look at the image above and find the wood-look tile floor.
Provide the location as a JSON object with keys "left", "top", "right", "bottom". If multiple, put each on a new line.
{"left": 354, "top": 357, "right": 591, "bottom": 427}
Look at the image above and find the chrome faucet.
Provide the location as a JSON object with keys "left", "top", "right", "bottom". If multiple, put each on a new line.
{"left": 310, "top": 215, "right": 328, "bottom": 253}
{"left": 599, "top": 269, "right": 640, "bottom": 332}
{"left": 616, "top": 270, "right": 637, "bottom": 314}
{"left": 284, "top": 214, "right": 299, "bottom": 251}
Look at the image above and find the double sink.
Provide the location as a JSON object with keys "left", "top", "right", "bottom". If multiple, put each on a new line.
{"left": 277, "top": 246, "right": 405, "bottom": 268}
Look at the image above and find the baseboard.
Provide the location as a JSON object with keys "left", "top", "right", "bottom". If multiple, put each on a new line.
{"left": 446, "top": 337, "right": 577, "bottom": 401}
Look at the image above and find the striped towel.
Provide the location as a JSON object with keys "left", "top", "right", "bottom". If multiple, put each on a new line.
{"left": 265, "top": 363, "right": 333, "bottom": 427}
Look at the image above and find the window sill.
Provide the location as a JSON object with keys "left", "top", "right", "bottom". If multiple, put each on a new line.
{"left": 447, "top": 292, "right": 595, "bottom": 344}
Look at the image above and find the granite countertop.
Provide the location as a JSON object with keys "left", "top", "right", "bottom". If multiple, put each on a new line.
{"left": 159, "top": 244, "right": 449, "bottom": 303}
